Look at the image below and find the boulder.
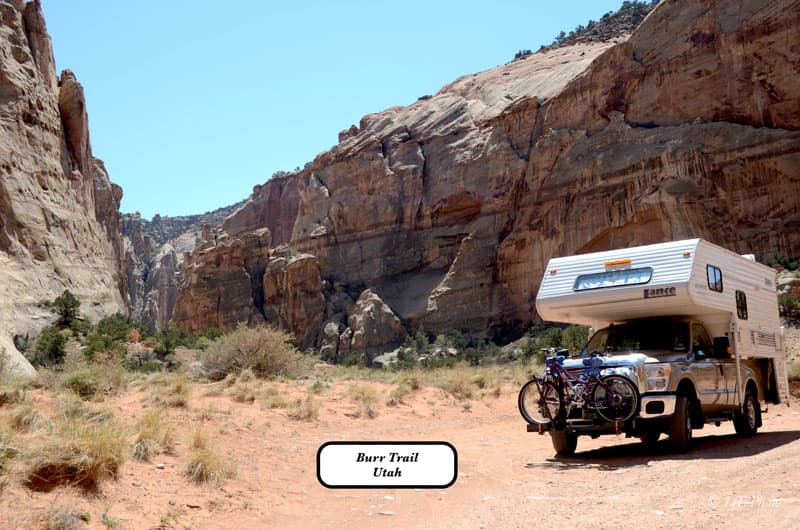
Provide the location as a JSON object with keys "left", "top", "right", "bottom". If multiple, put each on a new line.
{"left": 346, "top": 289, "right": 407, "bottom": 361}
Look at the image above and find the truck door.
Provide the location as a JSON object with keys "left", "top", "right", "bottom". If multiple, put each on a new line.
{"left": 691, "top": 323, "right": 725, "bottom": 413}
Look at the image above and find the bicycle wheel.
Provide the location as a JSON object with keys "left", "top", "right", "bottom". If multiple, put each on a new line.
{"left": 518, "top": 379, "right": 562, "bottom": 424}
{"left": 591, "top": 375, "right": 639, "bottom": 422}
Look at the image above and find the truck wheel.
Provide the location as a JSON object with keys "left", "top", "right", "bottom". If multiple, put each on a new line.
{"left": 551, "top": 429, "right": 577, "bottom": 457}
{"left": 669, "top": 396, "right": 692, "bottom": 453}
{"left": 734, "top": 390, "right": 759, "bottom": 437}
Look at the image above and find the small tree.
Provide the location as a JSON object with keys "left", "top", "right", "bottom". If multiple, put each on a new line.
{"left": 32, "top": 326, "right": 67, "bottom": 366}
{"left": 52, "top": 290, "right": 80, "bottom": 328}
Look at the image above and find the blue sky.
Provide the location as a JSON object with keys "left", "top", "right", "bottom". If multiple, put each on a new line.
{"left": 41, "top": 1, "right": 627, "bottom": 219}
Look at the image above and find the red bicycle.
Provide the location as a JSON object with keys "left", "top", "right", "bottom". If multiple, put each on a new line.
{"left": 518, "top": 350, "right": 639, "bottom": 425}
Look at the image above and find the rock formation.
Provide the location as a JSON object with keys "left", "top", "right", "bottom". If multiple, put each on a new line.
{"left": 121, "top": 201, "right": 244, "bottom": 331}
{"left": 0, "top": 1, "right": 127, "bottom": 375}
{"left": 170, "top": 0, "right": 800, "bottom": 353}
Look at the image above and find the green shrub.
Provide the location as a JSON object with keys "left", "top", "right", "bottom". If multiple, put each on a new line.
{"left": 126, "top": 360, "right": 163, "bottom": 373}
{"left": 779, "top": 293, "right": 800, "bottom": 319}
{"left": 338, "top": 352, "right": 364, "bottom": 367}
{"left": 63, "top": 369, "right": 101, "bottom": 399}
{"left": 201, "top": 324, "right": 306, "bottom": 380}
{"left": 95, "top": 313, "right": 136, "bottom": 342}
{"left": 83, "top": 332, "right": 126, "bottom": 362}
{"left": 561, "top": 325, "right": 590, "bottom": 355}
{"left": 31, "top": 326, "right": 66, "bottom": 367}
{"left": 69, "top": 316, "right": 92, "bottom": 337}
{"left": 770, "top": 252, "right": 799, "bottom": 271}
{"left": 52, "top": 290, "right": 80, "bottom": 328}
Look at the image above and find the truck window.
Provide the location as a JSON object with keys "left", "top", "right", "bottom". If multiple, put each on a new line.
{"left": 584, "top": 319, "right": 689, "bottom": 354}
{"left": 691, "top": 323, "right": 712, "bottom": 356}
{"left": 706, "top": 265, "right": 723, "bottom": 292}
{"left": 736, "top": 290, "right": 748, "bottom": 319}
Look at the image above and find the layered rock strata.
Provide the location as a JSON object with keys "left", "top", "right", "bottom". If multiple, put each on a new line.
{"left": 0, "top": 1, "right": 127, "bottom": 374}
{"left": 173, "top": 0, "right": 800, "bottom": 352}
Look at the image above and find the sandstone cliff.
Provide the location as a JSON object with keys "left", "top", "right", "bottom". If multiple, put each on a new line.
{"left": 0, "top": 1, "right": 127, "bottom": 374}
{"left": 172, "top": 0, "right": 800, "bottom": 355}
{"left": 121, "top": 201, "right": 245, "bottom": 331}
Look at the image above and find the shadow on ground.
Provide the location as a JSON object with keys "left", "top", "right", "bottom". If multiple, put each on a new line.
{"left": 524, "top": 429, "right": 800, "bottom": 471}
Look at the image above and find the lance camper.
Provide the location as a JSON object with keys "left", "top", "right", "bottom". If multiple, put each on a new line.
{"left": 519, "top": 238, "right": 789, "bottom": 455}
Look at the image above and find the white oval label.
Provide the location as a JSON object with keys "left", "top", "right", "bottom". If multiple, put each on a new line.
{"left": 317, "top": 442, "right": 457, "bottom": 488}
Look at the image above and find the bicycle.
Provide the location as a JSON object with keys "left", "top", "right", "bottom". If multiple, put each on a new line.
{"left": 518, "top": 349, "right": 639, "bottom": 425}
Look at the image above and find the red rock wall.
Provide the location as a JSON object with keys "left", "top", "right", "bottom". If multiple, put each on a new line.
{"left": 174, "top": 0, "right": 800, "bottom": 347}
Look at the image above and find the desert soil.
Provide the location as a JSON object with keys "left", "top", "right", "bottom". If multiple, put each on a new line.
{"left": 1, "top": 375, "right": 799, "bottom": 530}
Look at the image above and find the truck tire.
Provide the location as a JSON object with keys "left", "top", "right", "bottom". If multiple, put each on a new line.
{"left": 551, "top": 429, "right": 577, "bottom": 457}
{"left": 733, "top": 390, "right": 759, "bottom": 437}
{"left": 669, "top": 396, "right": 692, "bottom": 453}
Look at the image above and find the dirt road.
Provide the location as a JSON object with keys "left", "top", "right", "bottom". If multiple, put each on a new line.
{"left": 2, "top": 380, "right": 799, "bottom": 529}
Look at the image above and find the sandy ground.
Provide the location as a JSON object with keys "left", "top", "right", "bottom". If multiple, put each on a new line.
{"left": 1, "top": 375, "right": 799, "bottom": 530}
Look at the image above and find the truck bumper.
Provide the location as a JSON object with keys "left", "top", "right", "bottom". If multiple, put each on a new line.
{"left": 638, "top": 394, "right": 676, "bottom": 419}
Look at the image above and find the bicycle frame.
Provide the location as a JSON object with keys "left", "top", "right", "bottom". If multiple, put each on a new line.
{"left": 545, "top": 355, "right": 604, "bottom": 412}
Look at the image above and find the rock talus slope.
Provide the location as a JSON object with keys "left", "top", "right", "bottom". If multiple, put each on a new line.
{"left": 173, "top": 0, "right": 800, "bottom": 352}
{"left": 0, "top": 1, "right": 127, "bottom": 374}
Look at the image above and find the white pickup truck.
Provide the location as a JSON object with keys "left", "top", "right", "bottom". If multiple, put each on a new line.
{"left": 519, "top": 239, "right": 789, "bottom": 455}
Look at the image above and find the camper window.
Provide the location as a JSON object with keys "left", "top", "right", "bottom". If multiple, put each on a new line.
{"left": 736, "top": 290, "right": 748, "bottom": 320}
{"left": 573, "top": 267, "right": 653, "bottom": 291}
{"left": 706, "top": 265, "right": 723, "bottom": 292}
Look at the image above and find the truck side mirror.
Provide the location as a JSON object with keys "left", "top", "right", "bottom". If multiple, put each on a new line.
{"left": 713, "top": 337, "right": 730, "bottom": 358}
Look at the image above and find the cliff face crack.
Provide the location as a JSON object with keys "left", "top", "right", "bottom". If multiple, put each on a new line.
{"left": 506, "top": 136, "right": 529, "bottom": 162}
{"left": 414, "top": 141, "right": 430, "bottom": 227}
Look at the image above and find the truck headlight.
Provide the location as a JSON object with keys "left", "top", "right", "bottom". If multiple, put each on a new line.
{"left": 644, "top": 364, "right": 671, "bottom": 392}
{"left": 602, "top": 366, "right": 635, "bottom": 379}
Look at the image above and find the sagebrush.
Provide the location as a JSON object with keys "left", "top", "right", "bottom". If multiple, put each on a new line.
{"left": 201, "top": 324, "right": 307, "bottom": 380}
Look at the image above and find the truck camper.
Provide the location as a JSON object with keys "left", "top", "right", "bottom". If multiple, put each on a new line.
{"left": 519, "top": 238, "right": 788, "bottom": 455}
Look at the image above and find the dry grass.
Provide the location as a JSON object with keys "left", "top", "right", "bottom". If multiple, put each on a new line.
{"left": 386, "top": 380, "right": 413, "bottom": 406}
{"left": 38, "top": 506, "right": 91, "bottom": 530}
{"left": 185, "top": 426, "right": 235, "bottom": 486}
{"left": 56, "top": 393, "right": 115, "bottom": 423}
{"left": 185, "top": 448, "right": 235, "bottom": 486}
{"left": 0, "top": 432, "right": 19, "bottom": 481}
{"left": 238, "top": 368, "right": 256, "bottom": 382}
{"left": 10, "top": 401, "right": 42, "bottom": 431}
{"left": 438, "top": 367, "right": 475, "bottom": 400}
{"left": 191, "top": 425, "right": 209, "bottom": 450}
{"left": 0, "top": 377, "right": 28, "bottom": 407}
{"left": 261, "top": 387, "right": 289, "bottom": 409}
{"left": 229, "top": 381, "right": 258, "bottom": 403}
{"left": 144, "top": 372, "right": 192, "bottom": 407}
{"left": 309, "top": 379, "right": 329, "bottom": 394}
{"left": 132, "top": 408, "right": 175, "bottom": 461}
{"left": 24, "top": 412, "right": 126, "bottom": 492}
{"left": 287, "top": 393, "right": 319, "bottom": 421}
{"left": 347, "top": 383, "right": 379, "bottom": 418}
